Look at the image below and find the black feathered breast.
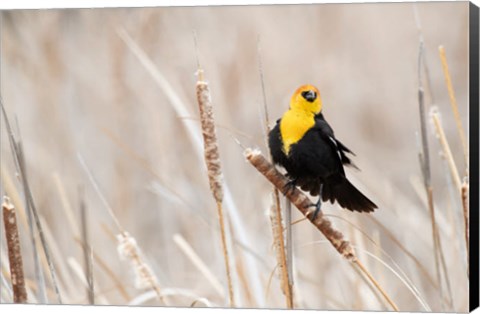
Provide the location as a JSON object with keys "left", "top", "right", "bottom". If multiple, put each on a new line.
{"left": 268, "top": 113, "right": 377, "bottom": 212}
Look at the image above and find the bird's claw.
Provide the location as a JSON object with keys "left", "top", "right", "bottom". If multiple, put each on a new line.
{"left": 306, "top": 200, "right": 322, "bottom": 221}
{"left": 282, "top": 179, "right": 297, "bottom": 196}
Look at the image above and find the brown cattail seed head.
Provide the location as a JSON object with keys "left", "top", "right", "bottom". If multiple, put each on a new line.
{"left": 3, "top": 196, "right": 28, "bottom": 303}
{"left": 196, "top": 76, "right": 224, "bottom": 203}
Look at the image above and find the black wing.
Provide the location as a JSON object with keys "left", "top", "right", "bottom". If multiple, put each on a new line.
{"left": 314, "top": 114, "right": 358, "bottom": 170}
{"left": 268, "top": 119, "right": 290, "bottom": 171}
{"left": 313, "top": 114, "right": 377, "bottom": 212}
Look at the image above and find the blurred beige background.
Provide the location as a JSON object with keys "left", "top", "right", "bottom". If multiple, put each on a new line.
{"left": 0, "top": 2, "right": 470, "bottom": 311}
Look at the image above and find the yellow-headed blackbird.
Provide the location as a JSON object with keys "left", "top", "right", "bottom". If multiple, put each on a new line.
{"left": 268, "top": 84, "right": 377, "bottom": 219}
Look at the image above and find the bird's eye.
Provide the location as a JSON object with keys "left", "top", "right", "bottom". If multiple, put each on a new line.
{"left": 301, "top": 90, "right": 317, "bottom": 102}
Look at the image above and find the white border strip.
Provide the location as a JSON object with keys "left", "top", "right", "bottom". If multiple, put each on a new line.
{"left": 0, "top": 0, "right": 456, "bottom": 10}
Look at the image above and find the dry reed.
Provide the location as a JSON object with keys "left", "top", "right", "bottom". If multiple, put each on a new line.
{"left": 173, "top": 233, "right": 225, "bottom": 298}
{"left": 413, "top": 25, "right": 459, "bottom": 309}
{"left": 430, "top": 108, "right": 462, "bottom": 193}
{"left": 438, "top": 46, "right": 468, "bottom": 168}
{"left": 55, "top": 174, "right": 128, "bottom": 302}
{"left": 195, "top": 67, "right": 235, "bottom": 307}
{"left": 244, "top": 149, "right": 349, "bottom": 256}
{"left": 117, "top": 232, "right": 164, "bottom": 303}
{"left": 77, "top": 154, "right": 164, "bottom": 304}
{"left": 65, "top": 258, "right": 108, "bottom": 305}
{"left": 244, "top": 148, "right": 399, "bottom": 311}
{"left": 0, "top": 6, "right": 470, "bottom": 311}
{"left": 119, "top": 29, "right": 264, "bottom": 305}
{"left": 416, "top": 42, "right": 443, "bottom": 296}
{"left": 267, "top": 193, "right": 292, "bottom": 308}
{"left": 430, "top": 110, "right": 465, "bottom": 290}
{"left": 257, "top": 36, "right": 293, "bottom": 309}
{"left": 416, "top": 42, "right": 455, "bottom": 310}
{"left": 79, "top": 188, "right": 94, "bottom": 304}
{"left": 1, "top": 100, "right": 61, "bottom": 303}
{"left": 73, "top": 237, "right": 131, "bottom": 301}
{"left": 2, "top": 196, "right": 28, "bottom": 303}
{"left": 368, "top": 216, "right": 437, "bottom": 289}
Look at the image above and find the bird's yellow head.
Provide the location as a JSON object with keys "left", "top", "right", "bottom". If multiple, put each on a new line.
{"left": 289, "top": 84, "right": 322, "bottom": 114}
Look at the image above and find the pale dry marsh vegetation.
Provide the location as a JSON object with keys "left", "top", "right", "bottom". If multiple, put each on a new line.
{"left": 0, "top": 3, "right": 470, "bottom": 312}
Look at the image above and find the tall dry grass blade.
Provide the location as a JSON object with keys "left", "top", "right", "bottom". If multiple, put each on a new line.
{"left": 318, "top": 214, "right": 430, "bottom": 310}
{"left": 417, "top": 35, "right": 432, "bottom": 188}
{"left": 195, "top": 67, "right": 235, "bottom": 307}
{"left": 428, "top": 111, "right": 458, "bottom": 309}
{"left": 412, "top": 5, "right": 436, "bottom": 106}
{"left": 116, "top": 28, "right": 203, "bottom": 149}
{"left": 352, "top": 246, "right": 431, "bottom": 311}
{"left": 2, "top": 196, "right": 27, "bottom": 303}
{"left": 244, "top": 149, "right": 399, "bottom": 311}
{"left": 368, "top": 216, "right": 437, "bottom": 289}
{"left": 257, "top": 35, "right": 271, "bottom": 148}
{"left": 430, "top": 107, "right": 469, "bottom": 286}
{"left": 79, "top": 187, "right": 94, "bottom": 304}
{"left": 353, "top": 259, "right": 399, "bottom": 311}
{"left": 417, "top": 42, "right": 444, "bottom": 308}
{"left": 284, "top": 197, "right": 294, "bottom": 306}
{"left": 77, "top": 154, "right": 163, "bottom": 303}
{"left": 431, "top": 108, "right": 462, "bottom": 192}
{"left": 413, "top": 20, "right": 452, "bottom": 304}
{"left": 438, "top": 46, "right": 468, "bottom": 168}
{"left": 53, "top": 173, "right": 80, "bottom": 237}
{"left": 118, "top": 28, "right": 263, "bottom": 306}
{"left": 1, "top": 103, "right": 46, "bottom": 303}
{"left": 66, "top": 258, "right": 108, "bottom": 305}
{"left": 348, "top": 262, "right": 382, "bottom": 310}
{"left": 73, "top": 238, "right": 131, "bottom": 301}
{"left": 431, "top": 108, "right": 465, "bottom": 292}
{"left": 99, "top": 127, "right": 206, "bottom": 222}
{"left": 76, "top": 153, "right": 124, "bottom": 232}
{"left": 173, "top": 233, "right": 225, "bottom": 299}
{"left": 257, "top": 36, "right": 293, "bottom": 309}
{"left": 233, "top": 250, "right": 254, "bottom": 306}
{"left": 1, "top": 100, "right": 60, "bottom": 303}
{"left": 268, "top": 193, "right": 292, "bottom": 308}
{"left": 117, "top": 232, "right": 164, "bottom": 303}
{"left": 37, "top": 216, "right": 75, "bottom": 302}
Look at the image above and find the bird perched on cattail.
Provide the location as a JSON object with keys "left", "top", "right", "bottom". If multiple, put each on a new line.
{"left": 268, "top": 84, "right": 377, "bottom": 219}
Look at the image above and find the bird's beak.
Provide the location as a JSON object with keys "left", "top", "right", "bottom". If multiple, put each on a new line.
{"left": 304, "top": 90, "right": 317, "bottom": 102}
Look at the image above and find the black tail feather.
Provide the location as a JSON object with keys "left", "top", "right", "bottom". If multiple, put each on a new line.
{"left": 297, "top": 175, "right": 377, "bottom": 213}
{"left": 323, "top": 175, "right": 377, "bottom": 213}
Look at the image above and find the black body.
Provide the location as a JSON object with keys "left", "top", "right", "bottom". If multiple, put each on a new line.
{"left": 268, "top": 113, "right": 377, "bottom": 213}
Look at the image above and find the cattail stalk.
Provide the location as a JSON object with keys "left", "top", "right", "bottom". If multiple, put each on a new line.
{"left": 417, "top": 42, "right": 445, "bottom": 308}
{"left": 79, "top": 188, "right": 94, "bottom": 304}
{"left": 257, "top": 36, "right": 293, "bottom": 309}
{"left": 196, "top": 69, "right": 235, "bottom": 307}
{"left": 117, "top": 232, "right": 164, "bottom": 302}
{"left": 268, "top": 193, "right": 293, "bottom": 308}
{"left": 438, "top": 46, "right": 468, "bottom": 168}
{"left": 77, "top": 154, "right": 164, "bottom": 303}
{"left": 1, "top": 100, "right": 59, "bottom": 303}
{"left": 245, "top": 149, "right": 399, "bottom": 311}
{"left": 2, "top": 196, "right": 28, "bottom": 303}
